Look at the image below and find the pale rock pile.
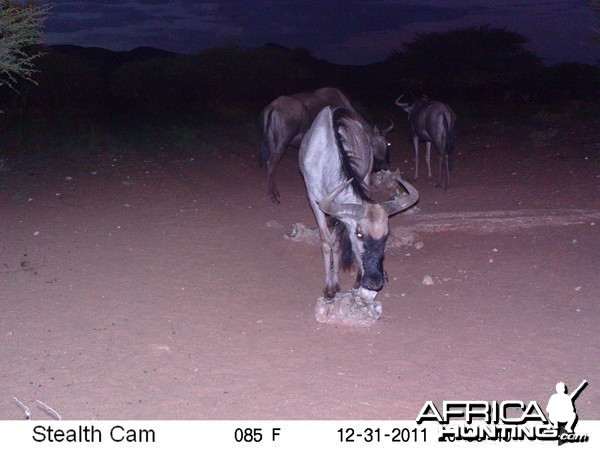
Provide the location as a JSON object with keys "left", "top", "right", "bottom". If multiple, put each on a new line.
{"left": 315, "top": 287, "right": 382, "bottom": 327}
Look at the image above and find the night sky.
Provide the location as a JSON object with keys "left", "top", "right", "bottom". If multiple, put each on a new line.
{"left": 42, "top": 0, "right": 598, "bottom": 66}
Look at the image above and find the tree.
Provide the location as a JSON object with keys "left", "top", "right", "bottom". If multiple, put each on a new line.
{"left": 388, "top": 25, "right": 543, "bottom": 101}
{"left": 590, "top": 0, "right": 600, "bottom": 42}
{"left": 0, "top": 1, "right": 51, "bottom": 90}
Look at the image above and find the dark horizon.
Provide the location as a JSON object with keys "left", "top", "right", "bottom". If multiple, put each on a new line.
{"left": 43, "top": 0, "right": 598, "bottom": 67}
{"left": 41, "top": 40, "right": 598, "bottom": 70}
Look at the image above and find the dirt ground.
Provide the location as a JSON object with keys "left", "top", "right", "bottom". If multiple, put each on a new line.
{"left": 1, "top": 117, "right": 598, "bottom": 420}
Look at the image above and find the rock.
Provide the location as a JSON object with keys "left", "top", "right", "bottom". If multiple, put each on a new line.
{"left": 356, "top": 286, "right": 378, "bottom": 301}
{"left": 285, "top": 222, "right": 419, "bottom": 252}
{"left": 315, "top": 288, "right": 382, "bottom": 327}
{"left": 422, "top": 275, "right": 434, "bottom": 285}
{"left": 403, "top": 205, "right": 420, "bottom": 215}
{"left": 387, "top": 227, "right": 418, "bottom": 249}
{"left": 284, "top": 222, "right": 320, "bottom": 245}
{"left": 265, "top": 220, "right": 283, "bottom": 229}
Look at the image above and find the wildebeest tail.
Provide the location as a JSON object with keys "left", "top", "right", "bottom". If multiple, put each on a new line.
{"left": 444, "top": 114, "right": 455, "bottom": 171}
{"left": 259, "top": 108, "right": 272, "bottom": 168}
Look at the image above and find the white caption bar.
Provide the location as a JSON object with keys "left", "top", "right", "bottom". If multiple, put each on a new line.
{"left": 1, "top": 420, "right": 597, "bottom": 449}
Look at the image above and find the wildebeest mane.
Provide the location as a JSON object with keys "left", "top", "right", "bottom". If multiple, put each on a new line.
{"left": 330, "top": 218, "right": 355, "bottom": 271}
{"left": 331, "top": 106, "right": 372, "bottom": 202}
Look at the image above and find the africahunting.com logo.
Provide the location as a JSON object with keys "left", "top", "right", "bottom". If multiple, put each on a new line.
{"left": 416, "top": 380, "right": 589, "bottom": 444}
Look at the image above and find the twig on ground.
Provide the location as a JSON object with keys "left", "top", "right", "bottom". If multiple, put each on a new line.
{"left": 13, "top": 397, "right": 32, "bottom": 420}
{"left": 36, "top": 400, "right": 62, "bottom": 420}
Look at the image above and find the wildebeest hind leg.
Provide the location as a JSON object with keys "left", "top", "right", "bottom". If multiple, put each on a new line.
{"left": 424, "top": 141, "right": 433, "bottom": 179}
{"left": 444, "top": 154, "right": 450, "bottom": 190}
{"left": 267, "top": 146, "right": 285, "bottom": 203}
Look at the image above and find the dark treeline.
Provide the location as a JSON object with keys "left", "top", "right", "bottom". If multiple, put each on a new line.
{"left": 1, "top": 26, "right": 598, "bottom": 154}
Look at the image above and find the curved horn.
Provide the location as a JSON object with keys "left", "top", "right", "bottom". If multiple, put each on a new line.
{"left": 382, "top": 178, "right": 419, "bottom": 216}
{"left": 318, "top": 178, "right": 366, "bottom": 219}
{"left": 394, "top": 95, "right": 406, "bottom": 106}
{"left": 382, "top": 119, "right": 395, "bottom": 135}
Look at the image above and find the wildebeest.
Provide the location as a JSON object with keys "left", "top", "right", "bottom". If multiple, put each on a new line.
{"left": 395, "top": 95, "right": 456, "bottom": 189}
{"left": 260, "top": 87, "right": 393, "bottom": 203}
{"left": 299, "top": 106, "right": 419, "bottom": 298}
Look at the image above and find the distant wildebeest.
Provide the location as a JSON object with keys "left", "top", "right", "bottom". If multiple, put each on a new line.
{"left": 395, "top": 95, "right": 456, "bottom": 189}
{"left": 260, "top": 87, "right": 394, "bottom": 203}
{"left": 299, "top": 106, "right": 418, "bottom": 298}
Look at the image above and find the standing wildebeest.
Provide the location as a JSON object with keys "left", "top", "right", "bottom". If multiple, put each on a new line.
{"left": 395, "top": 95, "right": 456, "bottom": 189}
{"left": 299, "top": 106, "right": 418, "bottom": 298}
{"left": 261, "top": 87, "right": 393, "bottom": 203}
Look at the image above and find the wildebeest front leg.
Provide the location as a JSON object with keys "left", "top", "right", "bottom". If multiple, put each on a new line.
{"left": 322, "top": 238, "right": 341, "bottom": 298}
{"left": 311, "top": 201, "right": 340, "bottom": 298}
{"left": 353, "top": 271, "right": 362, "bottom": 289}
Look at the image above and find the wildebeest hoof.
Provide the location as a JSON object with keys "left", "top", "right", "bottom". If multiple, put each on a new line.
{"left": 324, "top": 284, "right": 340, "bottom": 299}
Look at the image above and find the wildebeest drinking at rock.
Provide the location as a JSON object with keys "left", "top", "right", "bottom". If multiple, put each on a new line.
{"left": 395, "top": 94, "right": 456, "bottom": 189}
{"left": 299, "top": 106, "right": 419, "bottom": 298}
{"left": 260, "top": 87, "right": 394, "bottom": 203}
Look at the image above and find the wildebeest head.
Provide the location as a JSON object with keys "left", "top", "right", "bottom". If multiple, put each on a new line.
{"left": 394, "top": 94, "right": 429, "bottom": 117}
{"left": 369, "top": 121, "right": 394, "bottom": 172}
{"left": 318, "top": 177, "right": 418, "bottom": 291}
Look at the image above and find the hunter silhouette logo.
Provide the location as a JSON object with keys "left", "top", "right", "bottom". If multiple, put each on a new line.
{"left": 546, "top": 380, "right": 588, "bottom": 445}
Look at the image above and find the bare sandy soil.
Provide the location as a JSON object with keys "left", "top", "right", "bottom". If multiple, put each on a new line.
{"left": 1, "top": 117, "right": 598, "bottom": 420}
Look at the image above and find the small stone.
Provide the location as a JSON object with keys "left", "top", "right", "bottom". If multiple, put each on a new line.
{"left": 357, "top": 287, "right": 378, "bottom": 301}
{"left": 284, "top": 223, "right": 320, "bottom": 245}
{"left": 422, "top": 275, "right": 434, "bottom": 285}
{"left": 414, "top": 241, "right": 424, "bottom": 250}
{"left": 265, "top": 220, "right": 283, "bottom": 229}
